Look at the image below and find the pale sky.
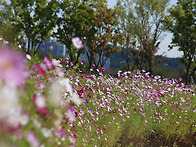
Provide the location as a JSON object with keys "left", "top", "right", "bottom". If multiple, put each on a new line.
{"left": 107, "top": 0, "right": 183, "bottom": 58}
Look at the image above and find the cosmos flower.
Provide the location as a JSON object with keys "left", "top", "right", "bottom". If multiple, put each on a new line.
{"left": 7, "top": 108, "right": 29, "bottom": 126}
{"left": 92, "top": 64, "right": 95, "bottom": 68}
{"left": 0, "top": 47, "right": 26, "bottom": 86}
{"left": 58, "top": 78, "right": 73, "bottom": 93}
{"left": 33, "top": 94, "right": 46, "bottom": 108}
{"left": 26, "top": 131, "right": 40, "bottom": 147}
{"left": 52, "top": 59, "right": 62, "bottom": 67}
{"left": 48, "top": 78, "right": 68, "bottom": 106}
{"left": 41, "top": 127, "right": 52, "bottom": 138}
{"left": 69, "top": 92, "right": 82, "bottom": 106}
{"left": 37, "top": 107, "right": 48, "bottom": 116}
{"left": 55, "top": 67, "right": 64, "bottom": 77}
{"left": 44, "top": 57, "right": 52, "bottom": 69}
{"left": 72, "top": 37, "right": 84, "bottom": 49}
{"left": 101, "top": 67, "right": 106, "bottom": 73}
{"left": 33, "top": 94, "right": 48, "bottom": 116}
{"left": 69, "top": 135, "right": 76, "bottom": 144}
{"left": 0, "top": 85, "right": 19, "bottom": 120}
{"left": 67, "top": 110, "right": 76, "bottom": 122}
{"left": 26, "top": 54, "right": 32, "bottom": 60}
{"left": 36, "top": 63, "right": 47, "bottom": 77}
{"left": 53, "top": 127, "right": 67, "bottom": 138}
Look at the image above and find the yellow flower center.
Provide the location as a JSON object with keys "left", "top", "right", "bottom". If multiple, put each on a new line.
{"left": 2, "top": 61, "right": 13, "bottom": 72}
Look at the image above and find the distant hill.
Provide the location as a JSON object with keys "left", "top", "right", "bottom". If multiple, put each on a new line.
{"left": 108, "top": 51, "right": 185, "bottom": 79}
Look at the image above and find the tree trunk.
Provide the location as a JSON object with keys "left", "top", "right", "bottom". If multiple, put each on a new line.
{"left": 149, "top": 59, "right": 153, "bottom": 75}
{"left": 185, "top": 64, "right": 191, "bottom": 85}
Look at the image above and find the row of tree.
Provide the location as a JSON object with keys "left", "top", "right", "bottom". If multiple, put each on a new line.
{"left": 0, "top": 0, "right": 195, "bottom": 84}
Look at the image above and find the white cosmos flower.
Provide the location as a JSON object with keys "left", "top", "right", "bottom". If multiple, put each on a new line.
{"left": 69, "top": 92, "right": 82, "bottom": 106}
{"left": 41, "top": 127, "right": 52, "bottom": 138}
{"left": 0, "top": 85, "right": 19, "bottom": 119}
{"left": 26, "top": 54, "right": 32, "bottom": 60}
{"left": 35, "top": 94, "right": 46, "bottom": 108}
{"left": 48, "top": 79, "right": 64, "bottom": 106}
{"left": 52, "top": 59, "right": 62, "bottom": 67}
{"left": 18, "top": 45, "right": 22, "bottom": 49}
{"left": 58, "top": 78, "right": 73, "bottom": 93}
{"left": 19, "top": 113, "right": 29, "bottom": 125}
{"left": 55, "top": 67, "right": 64, "bottom": 77}
{"left": 8, "top": 108, "right": 29, "bottom": 126}
{"left": 49, "top": 77, "right": 74, "bottom": 106}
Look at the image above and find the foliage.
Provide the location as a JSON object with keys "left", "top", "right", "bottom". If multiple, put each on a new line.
{"left": 115, "top": 0, "right": 169, "bottom": 74}
{"left": 0, "top": 1, "right": 19, "bottom": 47}
{"left": 114, "top": 0, "right": 136, "bottom": 71}
{"left": 54, "top": 0, "right": 94, "bottom": 64}
{"left": 164, "top": 0, "right": 196, "bottom": 84}
{"left": 0, "top": 0, "right": 58, "bottom": 55}
{"left": 85, "top": 1, "right": 122, "bottom": 69}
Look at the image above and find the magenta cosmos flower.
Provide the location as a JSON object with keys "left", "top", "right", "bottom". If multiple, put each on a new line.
{"left": 0, "top": 47, "right": 26, "bottom": 86}
{"left": 72, "top": 37, "right": 84, "bottom": 49}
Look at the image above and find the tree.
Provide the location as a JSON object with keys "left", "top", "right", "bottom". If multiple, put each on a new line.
{"left": 0, "top": 0, "right": 20, "bottom": 47}
{"left": 164, "top": 0, "right": 196, "bottom": 84}
{"left": 114, "top": 0, "right": 136, "bottom": 71}
{"left": 85, "top": 1, "right": 121, "bottom": 69}
{"left": 115, "top": 0, "right": 169, "bottom": 74}
{"left": 54, "top": 0, "right": 95, "bottom": 64}
{"left": 0, "top": 0, "right": 58, "bottom": 55}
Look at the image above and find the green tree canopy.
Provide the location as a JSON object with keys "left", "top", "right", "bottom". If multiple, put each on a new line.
{"left": 164, "top": 0, "right": 196, "bottom": 84}
{"left": 86, "top": 1, "right": 121, "bottom": 69}
{"left": 55, "top": 0, "right": 121, "bottom": 68}
{"left": 115, "top": 0, "right": 169, "bottom": 74}
{"left": 54, "top": 0, "right": 95, "bottom": 64}
{"left": 0, "top": 0, "right": 58, "bottom": 55}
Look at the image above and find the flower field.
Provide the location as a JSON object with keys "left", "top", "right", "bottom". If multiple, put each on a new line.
{"left": 0, "top": 45, "right": 195, "bottom": 147}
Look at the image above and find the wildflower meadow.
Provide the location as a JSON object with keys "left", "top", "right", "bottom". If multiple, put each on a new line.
{"left": 0, "top": 39, "right": 195, "bottom": 147}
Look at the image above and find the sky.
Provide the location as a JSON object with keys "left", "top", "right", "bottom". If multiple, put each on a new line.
{"left": 107, "top": 0, "right": 183, "bottom": 58}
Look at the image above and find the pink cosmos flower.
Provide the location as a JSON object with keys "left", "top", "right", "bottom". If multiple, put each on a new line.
{"left": 67, "top": 110, "right": 76, "bottom": 122}
{"left": 33, "top": 94, "right": 48, "bottom": 116}
{"left": 101, "top": 67, "right": 106, "bottom": 73}
{"left": 69, "top": 135, "right": 76, "bottom": 144}
{"left": 0, "top": 47, "right": 26, "bottom": 86}
{"left": 26, "top": 131, "right": 40, "bottom": 147}
{"left": 66, "top": 104, "right": 75, "bottom": 111}
{"left": 44, "top": 57, "right": 52, "bottom": 69}
{"left": 72, "top": 37, "right": 84, "bottom": 49}
{"left": 37, "top": 107, "right": 48, "bottom": 116}
{"left": 91, "top": 64, "right": 95, "bottom": 68}
{"left": 53, "top": 127, "right": 67, "bottom": 138}
{"left": 144, "top": 120, "right": 148, "bottom": 125}
{"left": 89, "top": 109, "right": 94, "bottom": 116}
{"left": 0, "top": 119, "right": 21, "bottom": 134}
{"left": 36, "top": 63, "right": 46, "bottom": 77}
{"left": 140, "top": 106, "right": 144, "bottom": 111}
